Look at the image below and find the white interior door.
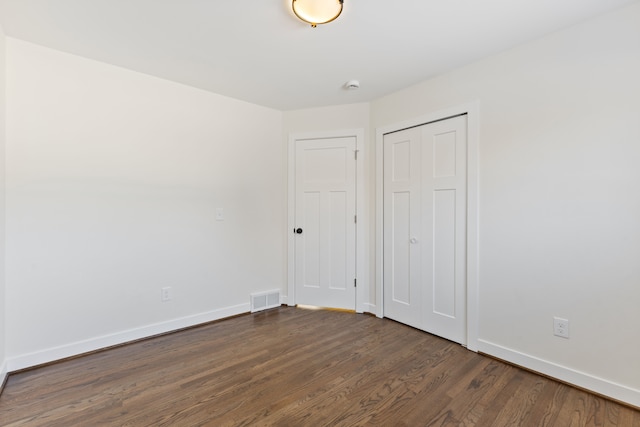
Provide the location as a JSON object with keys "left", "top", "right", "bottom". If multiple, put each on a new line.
{"left": 383, "top": 115, "right": 468, "bottom": 345}
{"left": 294, "top": 137, "right": 357, "bottom": 310}
{"left": 383, "top": 127, "right": 422, "bottom": 329}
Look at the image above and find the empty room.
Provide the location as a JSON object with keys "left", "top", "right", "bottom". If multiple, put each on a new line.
{"left": 0, "top": 0, "right": 639, "bottom": 425}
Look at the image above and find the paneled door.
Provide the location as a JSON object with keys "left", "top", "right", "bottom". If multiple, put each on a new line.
{"left": 382, "top": 126, "right": 423, "bottom": 329}
{"left": 294, "top": 137, "right": 357, "bottom": 310}
{"left": 383, "top": 115, "right": 468, "bottom": 345}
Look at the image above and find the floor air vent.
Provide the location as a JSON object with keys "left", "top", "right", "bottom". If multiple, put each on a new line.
{"left": 251, "top": 290, "right": 281, "bottom": 313}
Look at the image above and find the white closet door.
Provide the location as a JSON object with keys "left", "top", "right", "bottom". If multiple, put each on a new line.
{"left": 384, "top": 115, "right": 467, "bottom": 345}
{"left": 383, "top": 127, "right": 422, "bottom": 329}
{"left": 420, "top": 116, "right": 467, "bottom": 344}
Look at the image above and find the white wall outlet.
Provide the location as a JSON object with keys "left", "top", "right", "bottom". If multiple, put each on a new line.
{"left": 215, "top": 207, "right": 224, "bottom": 221}
{"left": 161, "top": 286, "right": 173, "bottom": 302}
{"left": 553, "top": 317, "right": 569, "bottom": 338}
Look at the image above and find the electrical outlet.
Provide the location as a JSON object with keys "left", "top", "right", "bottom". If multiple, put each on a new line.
{"left": 161, "top": 287, "right": 173, "bottom": 302}
{"left": 215, "top": 208, "right": 224, "bottom": 221}
{"left": 553, "top": 317, "right": 569, "bottom": 338}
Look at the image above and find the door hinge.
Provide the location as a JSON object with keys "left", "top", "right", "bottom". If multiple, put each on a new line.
{"left": 354, "top": 150, "right": 359, "bottom": 160}
{"left": 354, "top": 215, "right": 357, "bottom": 223}
{"left": 354, "top": 278, "right": 357, "bottom": 287}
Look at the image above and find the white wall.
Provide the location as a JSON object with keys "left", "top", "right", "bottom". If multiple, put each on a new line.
{"left": 283, "top": 103, "right": 370, "bottom": 135}
{"left": 5, "top": 39, "right": 284, "bottom": 367}
{"left": 0, "top": 24, "right": 7, "bottom": 385}
{"left": 371, "top": 3, "right": 640, "bottom": 405}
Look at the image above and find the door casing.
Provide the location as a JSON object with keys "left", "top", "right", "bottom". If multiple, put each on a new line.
{"left": 288, "top": 129, "right": 367, "bottom": 313}
{"left": 375, "top": 102, "right": 480, "bottom": 351}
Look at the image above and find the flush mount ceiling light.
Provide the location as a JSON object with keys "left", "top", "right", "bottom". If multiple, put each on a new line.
{"left": 292, "top": 0, "right": 344, "bottom": 28}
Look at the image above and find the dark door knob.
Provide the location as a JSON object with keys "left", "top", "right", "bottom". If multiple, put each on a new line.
{"left": 295, "top": 228, "right": 303, "bottom": 234}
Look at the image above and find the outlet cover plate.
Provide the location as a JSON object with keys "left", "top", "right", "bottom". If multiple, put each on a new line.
{"left": 161, "top": 287, "right": 173, "bottom": 302}
{"left": 553, "top": 317, "right": 569, "bottom": 338}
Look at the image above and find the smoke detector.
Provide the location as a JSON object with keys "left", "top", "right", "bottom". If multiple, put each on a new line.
{"left": 345, "top": 80, "right": 360, "bottom": 90}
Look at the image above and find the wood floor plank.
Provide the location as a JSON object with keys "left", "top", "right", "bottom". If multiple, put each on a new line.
{"left": 519, "top": 381, "right": 569, "bottom": 427}
{"left": 1, "top": 307, "right": 639, "bottom": 426}
{"left": 554, "top": 389, "right": 614, "bottom": 427}
{"left": 488, "top": 371, "right": 547, "bottom": 426}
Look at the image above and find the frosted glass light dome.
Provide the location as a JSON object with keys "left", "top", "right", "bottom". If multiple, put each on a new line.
{"left": 292, "top": 0, "right": 344, "bottom": 27}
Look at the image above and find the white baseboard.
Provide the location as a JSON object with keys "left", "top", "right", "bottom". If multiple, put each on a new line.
{"left": 7, "top": 303, "right": 250, "bottom": 373}
{"left": 280, "top": 295, "right": 288, "bottom": 305}
{"left": 0, "top": 359, "right": 8, "bottom": 390}
{"left": 363, "top": 303, "right": 377, "bottom": 316}
{"left": 478, "top": 339, "right": 640, "bottom": 408}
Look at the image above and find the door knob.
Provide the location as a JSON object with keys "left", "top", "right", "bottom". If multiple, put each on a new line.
{"left": 410, "top": 237, "right": 418, "bottom": 244}
{"left": 295, "top": 228, "right": 303, "bottom": 234}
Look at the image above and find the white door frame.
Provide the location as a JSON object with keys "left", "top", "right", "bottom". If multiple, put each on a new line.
{"left": 376, "top": 102, "right": 480, "bottom": 351}
{"left": 288, "top": 129, "right": 367, "bottom": 313}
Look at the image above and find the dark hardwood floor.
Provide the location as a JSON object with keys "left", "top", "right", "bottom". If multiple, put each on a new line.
{"left": 1, "top": 307, "right": 638, "bottom": 426}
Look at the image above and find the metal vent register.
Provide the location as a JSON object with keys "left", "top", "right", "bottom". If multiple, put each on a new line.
{"left": 250, "top": 290, "right": 281, "bottom": 313}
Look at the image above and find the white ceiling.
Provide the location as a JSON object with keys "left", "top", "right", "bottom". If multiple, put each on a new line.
{"left": 0, "top": 0, "right": 637, "bottom": 110}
